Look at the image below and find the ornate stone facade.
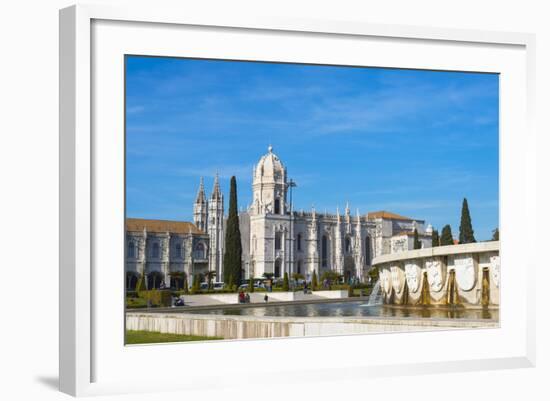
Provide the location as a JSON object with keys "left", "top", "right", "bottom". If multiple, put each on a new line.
{"left": 125, "top": 219, "right": 209, "bottom": 290}
{"left": 126, "top": 146, "right": 432, "bottom": 287}
{"left": 241, "top": 146, "right": 431, "bottom": 282}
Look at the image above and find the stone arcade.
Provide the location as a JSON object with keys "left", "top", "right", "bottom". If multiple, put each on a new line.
{"left": 125, "top": 146, "right": 433, "bottom": 289}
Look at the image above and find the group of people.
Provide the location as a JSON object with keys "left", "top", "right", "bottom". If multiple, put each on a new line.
{"left": 238, "top": 291, "right": 251, "bottom": 304}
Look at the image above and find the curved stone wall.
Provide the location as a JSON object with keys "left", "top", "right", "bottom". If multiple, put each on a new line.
{"left": 372, "top": 241, "right": 499, "bottom": 306}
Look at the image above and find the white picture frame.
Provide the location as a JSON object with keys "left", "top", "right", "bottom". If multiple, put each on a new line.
{"left": 59, "top": 4, "right": 536, "bottom": 397}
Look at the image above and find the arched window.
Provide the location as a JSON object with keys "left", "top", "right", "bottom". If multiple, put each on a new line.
{"left": 274, "top": 199, "right": 281, "bottom": 214}
{"left": 345, "top": 237, "right": 351, "bottom": 254}
{"left": 322, "top": 235, "right": 328, "bottom": 267}
{"left": 275, "top": 232, "right": 282, "bottom": 250}
{"left": 297, "top": 234, "right": 302, "bottom": 251}
{"left": 128, "top": 241, "right": 136, "bottom": 258}
{"left": 194, "top": 242, "right": 205, "bottom": 259}
{"left": 152, "top": 242, "right": 160, "bottom": 258}
{"left": 175, "top": 243, "right": 182, "bottom": 258}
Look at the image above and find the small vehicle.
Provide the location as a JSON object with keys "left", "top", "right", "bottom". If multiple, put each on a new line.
{"left": 213, "top": 282, "right": 224, "bottom": 290}
{"left": 199, "top": 282, "right": 209, "bottom": 290}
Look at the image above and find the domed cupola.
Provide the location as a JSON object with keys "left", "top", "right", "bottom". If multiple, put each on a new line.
{"left": 254, "top": 145, "right": 286, "bottom": 183}
{"left": 251, "top": 145, "right": 288, "bottom": 215}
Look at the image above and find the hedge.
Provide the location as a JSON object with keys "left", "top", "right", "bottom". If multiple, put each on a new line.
{"left": 137, "top": 289, "right": 172, "bottom": 307}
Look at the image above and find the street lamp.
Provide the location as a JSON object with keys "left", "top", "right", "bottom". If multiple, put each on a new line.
{"left": 288, "top": 179, "right": 297, "bottom": 279}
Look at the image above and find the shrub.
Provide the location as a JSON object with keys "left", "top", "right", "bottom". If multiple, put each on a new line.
{"left": 139, "top": 290, "right": 172, "bottom": 307}
{"left": 125, "top": 297, "right": 147, "bottom": 309}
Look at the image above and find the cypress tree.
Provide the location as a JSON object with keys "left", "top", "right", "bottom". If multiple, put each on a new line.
{"left": 223, "top": 176, "right": 243, "bottom": 285}
{"left": 283, "top": 272, "right": 289, "bottom": 291}
{"left": 440, "top": 224, "right": 454, "bottom": 246}
{"left": 459, "top": 198, "right": 476, "bottom": 244}
{"left": 492, "top": 228, "right": 499, "bottom": 241}
{"left": 432, "top": 229, "right": 440, "bottom": 247}
{"left": 312, "top": 270, "right": 318, "bottom": 290}
{"left": 248, "top": 276, "right": 254, "bottom": 293}
{"left": 413, "top": 228, "right": 422, "bottom": 249}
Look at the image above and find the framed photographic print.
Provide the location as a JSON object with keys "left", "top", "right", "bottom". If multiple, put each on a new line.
{"left": 59, "top": 4, "right": 536, "bottom": 397}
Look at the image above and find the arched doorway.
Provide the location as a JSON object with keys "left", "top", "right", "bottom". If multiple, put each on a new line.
{"left": 344, "top": 256, "right": 355, "bottom": 282}
{"left": 274, "top": 259, "right": 282, "bottom": 278}
{"left": 126, "top": 272, "right": 139, "bottom": 290}
{"left": 147, "top": 271, "right": 164, "bottom": 289}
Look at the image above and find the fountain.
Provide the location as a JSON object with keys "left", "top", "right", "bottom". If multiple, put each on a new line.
{"left": 401, "top": 279, "right": 409, "bottom": 305}
{"left": 481, "top": 267, "right": 490, "bottom": 307}
{"left": 446, "top": 270, "right": 460, "bottom": 306}
{"left": 419, "top": 271, "right": 431, "bottom": 306}
{"left": 387, "top": 286, "right": 396, "bottom": 305}
{"left": 366, "top": 280, "right": 383, "bottom": 306}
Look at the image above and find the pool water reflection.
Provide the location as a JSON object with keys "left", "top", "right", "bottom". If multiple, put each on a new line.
{"left": 183, "top": 301, "right": 498, "bottom": 320}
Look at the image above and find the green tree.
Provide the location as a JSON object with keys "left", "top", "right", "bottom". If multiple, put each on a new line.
{"left": 459, "top": 198, "right": 476, "bottom": 244}
{"left": 191, "top": 273, "right": 201, "bottom": 293}
{"left": 312, "top": 270, "right": 318, "bottom": 290}
{"left": 431, "top": 229, "right": 440, "bottom": 247}
{"left": 135, "top": 274, "right": 146, "bottom": 293}
{"left": 283, "top": 272, "right": 290, "bottom": 291}
{"left": 440, "top": 224, "right": 454, "bottom": 246}
{"left": 492, "top": 228, "right": 499, "bottom": 241}
{"left": 248, "top": 276, "right": 254, "bottom": 293}
{"left": 170, "top": 271, "right": 187, "bottom": 290}
{"left": 223, "top": 176, "right": 243, "bottom": 284}
{"left": 413, "top": 228, "right": 422, "bottom": 249}
{"left": 182, "top": 276, "right": 189, "bottom": 294}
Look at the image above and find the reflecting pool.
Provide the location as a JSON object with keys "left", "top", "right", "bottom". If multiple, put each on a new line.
{"left": 182, "top": 301, "right": 498, "bottom": 320}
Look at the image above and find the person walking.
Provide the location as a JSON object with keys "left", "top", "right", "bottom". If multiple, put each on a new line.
{"left": 264, "top": 294, "right": 268, "bottom": 303}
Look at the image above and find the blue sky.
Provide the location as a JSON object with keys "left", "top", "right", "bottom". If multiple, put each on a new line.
{"left": 126, "top": 56, "right": 499, "bottom": 241}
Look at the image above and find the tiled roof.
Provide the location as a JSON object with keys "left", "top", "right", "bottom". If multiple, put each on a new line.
{"left": 367, "top": 210, "right": 414, "bottom": 221}
{"left": 126, "top": 218, "right": 204, "bottom": 234}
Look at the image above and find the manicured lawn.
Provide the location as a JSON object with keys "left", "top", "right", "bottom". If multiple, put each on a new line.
{"left": 126, "top": 330, "right": 222, "bottom": 344}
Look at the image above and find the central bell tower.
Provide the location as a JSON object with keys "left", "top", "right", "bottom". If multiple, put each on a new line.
{"left": 251, "top": 145, "right": 288, "bottom": 216}
{"left": 249, "top": 146, "right": 292, "bottom": 279}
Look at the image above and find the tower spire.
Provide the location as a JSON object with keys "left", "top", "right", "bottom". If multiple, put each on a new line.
{"left": 211, "top": 172, "right": 222, "bottom": 201}
{"left": 195, "top": 176, "right": 206, "bottom": 203}
{"left": 193, "top": 177, "right": 208, "bottom": 232}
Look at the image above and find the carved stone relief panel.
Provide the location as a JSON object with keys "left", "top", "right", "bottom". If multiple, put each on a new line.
{"left": 490, "top": 255, "right": 500, "bottom": 288}
{"left": 390, "top": 264, "right": 403, "bottom": 293}
{"left": 426, "top": 257, "right": 445, "bottom": 291}
{"left": 404, "top": 261, "right": 421, "bottom": 292}
{"left": 454, "top": 254, "right": 476, "bottom": 291}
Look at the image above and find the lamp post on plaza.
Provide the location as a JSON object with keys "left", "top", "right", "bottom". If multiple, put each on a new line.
{"left": 287, "top": 178, "right": 297, "bottom": 278}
